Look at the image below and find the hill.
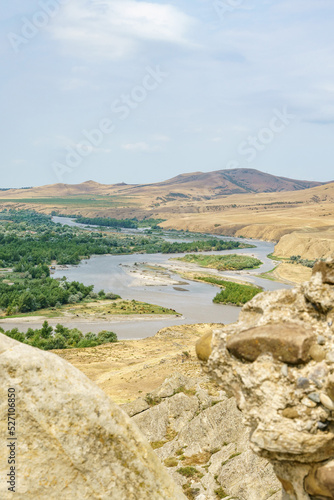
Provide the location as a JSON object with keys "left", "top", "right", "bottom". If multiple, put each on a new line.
{"left": 0, "top": 168, "right": 326, "bottom": 201}
{"left": 0, "top": 168, "right": 333, "bottom": 260}
{"left": 127, "top": 168, "right": 324, "bottom": 197}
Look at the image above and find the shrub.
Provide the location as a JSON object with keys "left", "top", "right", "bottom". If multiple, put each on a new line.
{"left": 177, "top": 466, "right": 199, "bottom": 478}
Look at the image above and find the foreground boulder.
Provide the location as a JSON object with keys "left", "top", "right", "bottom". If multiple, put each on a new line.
{"left": 201, "top": 261, "right": 334, "bottom": 499}
{"left": 0, "top": 334, "right": 185, "bottom": 499}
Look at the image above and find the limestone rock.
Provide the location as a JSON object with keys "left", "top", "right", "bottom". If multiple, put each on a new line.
{"left": 226, "top": 323, "right": 315, "bottom": 364}
{"left": 0, "top": 334, "right": 186, "bottom": 500}
{"left": 121, "top": 397, "right": 150, "bottom": 417}
{"left": 313, "top": 261, "right": 334, "bottom": 285}
{"left": 149, "top": 372, "right": 198, "bottom": 399}
{"left": 127, "top": 374, "right": 281, "bottom": 500}
{"left": 203, "top": 264, "right": 334, "bottom": 499}
{"left": 133, "top": 392, "right": 200, "bottom": 442}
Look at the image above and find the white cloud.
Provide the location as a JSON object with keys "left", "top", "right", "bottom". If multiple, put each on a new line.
{"left": 49, "top": 0, "right": 196, "bottom": 60}
{"left": 151, "top": 134, "right": 170, "bottom": 142}
{"left": 121, "top": 141, "right": 157, "bottom": 152}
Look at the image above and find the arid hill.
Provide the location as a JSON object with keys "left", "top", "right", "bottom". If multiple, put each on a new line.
{"left": 0, "top": 168, "right": 326, "bottom": 200}
{"left": 1, "top": 168, "right": 333, "bottom": 259}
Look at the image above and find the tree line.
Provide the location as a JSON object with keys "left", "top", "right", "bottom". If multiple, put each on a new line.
{"left": 2, "top": 320, "right": 118, "bottom": 350}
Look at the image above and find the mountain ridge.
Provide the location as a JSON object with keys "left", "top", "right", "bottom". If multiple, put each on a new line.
{"left": 0, "top": 168, "right": 328, "bottom": 199}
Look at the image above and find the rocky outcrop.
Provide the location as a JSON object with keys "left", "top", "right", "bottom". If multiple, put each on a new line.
{"left": 201, "top": 261, "right": 334, "bottom": 499}
{"left": 0, "top": 334, "right": 185, "bottom": 499}
{"left": 123, "top": 373, "right": 281, "bottom": 499}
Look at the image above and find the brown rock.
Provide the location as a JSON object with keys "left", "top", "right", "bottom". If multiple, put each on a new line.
{"left": 312, "top": 261, "right": 334, "bottom": 285}
{"left": 326, "top": 375, "right": 334, "bottom": 401}
{"left": 316, "top": 461, "right": 334, "bottom": 495}
{"left": 282, "top": 407, "right": 300, "bottom": 419}
{"left": 309, "top": 345, "right": 326, "bottom": 362}
{"left": 226, "top": 323, "right": 316, "bottom": 365}
{"left": 278, "top": 477, "right": 296, "bottom": 496}
{"left": 196, "top": 332, "right": 213, "bottom": 362}
{"left": 305, "top": 461, "right": 334, "bottom": 498}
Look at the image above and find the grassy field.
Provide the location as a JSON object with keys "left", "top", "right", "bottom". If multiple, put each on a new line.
{"left": 0, "top": 196, "right": 139, "bottom": 208}
{"left": 175, "top": 254, "right": 262, "bottom": 271}
{"left": 0, "top": 299, "right": 180, "bottom": 319}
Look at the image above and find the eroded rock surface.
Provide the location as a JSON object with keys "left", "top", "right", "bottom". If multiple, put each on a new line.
{"left": 203, "top": 261, "right": 334, "bottom": 499}
{"left": 0, "top": 334, "right": 185, "bottom": 500}
{"left": 123, "top": 373, "right": 281, "bottom": 500}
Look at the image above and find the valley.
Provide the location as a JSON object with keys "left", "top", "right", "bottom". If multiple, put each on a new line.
{"left": 0, "top": 168, "right": 333, "bottom": 260}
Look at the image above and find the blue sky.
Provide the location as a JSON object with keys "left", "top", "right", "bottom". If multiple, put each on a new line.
{"left": 1, "top": 0, "right": 334, "bottom": 187}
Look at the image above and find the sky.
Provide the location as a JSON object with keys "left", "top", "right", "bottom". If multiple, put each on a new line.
{"left": 1, "top": 0, "right": 334, "bottom": 187}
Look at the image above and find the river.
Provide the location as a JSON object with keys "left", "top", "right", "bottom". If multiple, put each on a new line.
{"left": 44, "top": 217, "right": 290, "bottom": 339}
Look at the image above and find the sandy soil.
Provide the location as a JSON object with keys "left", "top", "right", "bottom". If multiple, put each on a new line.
{"left": 272, "top": 263, "right": 312, "bottom": 284}
{"left": 274, "top": 230, "right": 334, "bottom": 259}
{"left": 124, "top": 260, "right": 253, "bottom": 288}
{"left": 53, "top": 323, "right": 219, "bottom": 404}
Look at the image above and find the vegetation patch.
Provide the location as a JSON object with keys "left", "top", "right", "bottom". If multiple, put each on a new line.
{"left": 173, "top": 385, "right": 196, "bottom": 397}
{"left": 0, "top": 272, "right": 103, "bottom": 315}
{"left": 176, "top": 253, "right": 262, "bottom": 271}
{"left": 182, "top": 483, "right": 201, "bottom": 500}
{"left": 215, "top": 486, "right": 228, "bottom": 499}
{"left": 164, "top": 457, "right": 178, "bottom": 467}
{"left": 75, "top": 216, "right": 165, "bottom": 229}
{"left": 177, "top": 466, "right": 203, "bottom": 478}
{"left": 150, "top": 441, "right": 166, "bottom": 450}
{"left": 182, "top": 452, "right": 211, "bottom": 465}
{"left": 1, "top": 320, "right": 117, "bottom": 350}
{"left": 194, "top": 276, "right": 262, "bottom": 306}
{"left": 289, "top": 255, "right": 316, "bottom": 268}
{"left": 67, "top": 299, "right": 179, "bottom": 318}
{"left": 145, "top": 394, "right": 162, "bottom": 406}
{"left": 222, "top": 452, "right": 242, "bottom": 466}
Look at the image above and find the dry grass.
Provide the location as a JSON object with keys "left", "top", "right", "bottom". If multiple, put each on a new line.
{"left": 272, "top": 263, "right": 312, "bottom": 284}
{"left": 53, "top": 323, "right": 221, "bottom": 404}
{"left": 1, "top": 177, "right": 334, "bottom": 259}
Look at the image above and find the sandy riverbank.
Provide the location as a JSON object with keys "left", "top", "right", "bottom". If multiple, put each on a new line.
{"left": 123, "top": 259, "right": 257, "bottom": 288}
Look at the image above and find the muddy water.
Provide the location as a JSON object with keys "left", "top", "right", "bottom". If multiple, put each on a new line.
{"left": 47, "top": 222, "right": 290, "bottom": 338}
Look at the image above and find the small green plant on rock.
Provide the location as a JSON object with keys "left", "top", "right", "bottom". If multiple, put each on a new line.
{"left": 145, "top": 394, "right": 162, "bottom": 406}
{"left": 164, "top": 457, "right": 178, "bottom": 467}
{"left": 177, "top": 466, "right": 203, "bottom": 478}
{"left": 150, "top": 440, "right": 166, "bottom": 449}
{"left": 215, "top": 486, "right": 228, "bottom": 499}
{"left": 182, "top": 483, "right": 201, "bottom": 500}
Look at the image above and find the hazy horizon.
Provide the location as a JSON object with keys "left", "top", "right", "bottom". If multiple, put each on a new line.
{"left": 1, "top": 1, "right": 334, "bottom": 187}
